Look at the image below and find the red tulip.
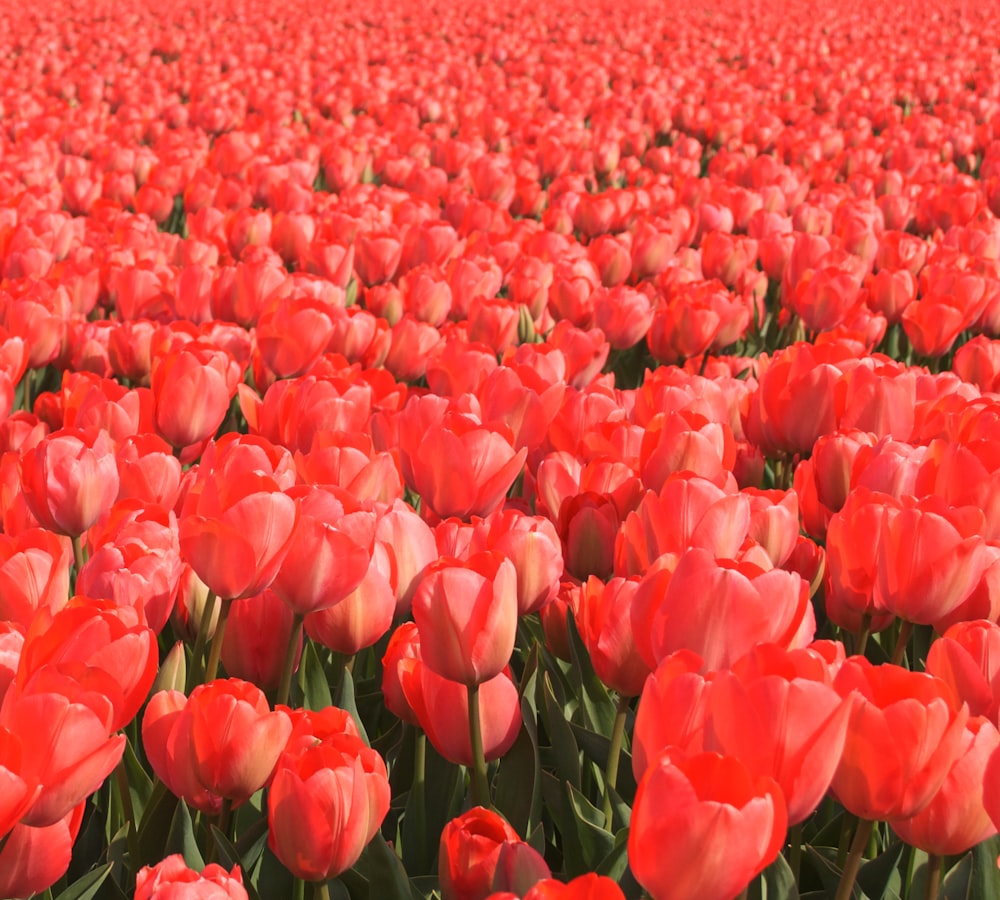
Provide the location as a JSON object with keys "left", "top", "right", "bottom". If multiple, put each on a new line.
{"left": 893, "top": 716, "right": 1000, "bottom": 855}
{"left": 635, "top": 547, "right": 815, "bottom": 671}
{"left": 134, "top": 854, "right": 248, "bottom": 900}
{"left": 439, "top": 807, "right": 526, "bottom": 900}
{"left": 0, "top": 802, "right": 84, "bottom": 900}
{"left": 578, "top": 576, "right": 652, "bottom": 697}
{"left": 2, "top": 667, "right": 125, "bottom": 827}
{"left": 831, "top": 658, "right": 969, "bottom": 820}
{"left": 412, "top": 551, "right": 518, "bottom": 686}
{"left": 178, "top": 436, "right": 298, "bottom": 600}
{"left": 268, "top": 732, "right": 390, "bottom": 882}
{"left": 926, "top": 620, "right": 1000, "bottom": 722}
{"left": 705, "top": 644, "right": 854, "bottom": 824}
{"left": 0, "top": 528, "right": 71, "bottom": 629}
{"left": 399, "top": 656, "right": 521, "bottom": 767}
{"left": 19, "top": 427, "right": 119, "bottom": 537}
{"left": 220, "top": 590, "right": 301, "bottom": 692}
{"left": 185, "top": 678, "right": 293, "bottom": 806}
{"left": 629, "top": 749, "right": 787, "bottom": 900}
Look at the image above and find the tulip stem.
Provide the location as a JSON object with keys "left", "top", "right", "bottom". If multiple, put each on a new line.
{"left": 856, "top": 614, "right": 872, "bottom": 657}
{"left": 603, "top": 693, "right": 630, "bottom": 831}
{"left": 925, "top": 853, "right": 942, "bottom": 900}
{"left": 189, "top": 589, "right": 218, "bottom": 687}
{"left": 467, "top": 683, "right": 490, "bottom": 808}
{"left": 412, "top": 729, "right": 428, "bottom": 866}
{"left": 204, "top": 596, "right": 233, "bottom": 683}
{"left": 277, "top": 613, "right": 305, "bottom": 707}
{"left": 115, "top": 758, "right": 138, "bottom": 862}
{"left": 891, "top": 620, "right": 914, "bottom": 667}
{"left": 789, "top": 822, "right": 802, "bottom": 884}
{"left": 834, "top": 817, "right": 873, "bottom": 900}
{"left": 71, "top": 532, "right": 87, "bottom": 576}
{"left": 314, "top": 883, "right": 332, "bottom": 900}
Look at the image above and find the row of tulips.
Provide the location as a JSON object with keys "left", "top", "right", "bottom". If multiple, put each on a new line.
{"left": 5, "top": 0, "right": 1000, "bottom": 897}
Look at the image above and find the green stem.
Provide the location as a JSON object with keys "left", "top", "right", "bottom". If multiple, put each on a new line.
{"left": 603, "top": 694, "right": 630, "bottom": 830}
{"left": 314, "top": 881, "right": 332, "bottom": 900}
{"left": 188, "top": 589, "right": 218, "bottom": 688}
{"left": 115, "top": 758, "right": 139, "bottom": 862}
{"left": 207, "top": 797, "right": 233, "bottom": 864}
{"left": 412, "top": 729, "right": 427, "bottom": 866}
{"left": 837, "top": 812, "right": 857, "bottom": 870}
{"left": 204, "top": 596, "right": 233, "bottom": 683}
{"left": 71, "top": 533, "right": 87, "bottom": 580}
{"left": 925, "top": 853, "right": 942, "bottom": 900}
{"left": 856, "top": 614, "right": 872, "bottom": 657}
{"left": 467, "top": 683, "right": 490, "bottom": 808}
{"left": 835, "top": 818, "right": 873, "bottom": 900}
{"left": 891, "top": 619, "right": 914, "bottom": 668}
{"left": 293, "top": 877, "right": 305, "bottom": 900}
{"left": 789, "top": 822, "right": 803, "bottom": 885}
{"left": 277, "top": 614, "right": 305, "bottom": 707}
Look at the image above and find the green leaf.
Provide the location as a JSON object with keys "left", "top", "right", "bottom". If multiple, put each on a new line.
{"left": 972, "top": 836, "right": 1000, "bottom": 900}
{"left": 495, "top": 715, "right": 541, "bottom": 839}
{"left": 300, "top": 638, "right": 334, "bottom": 712}
{"left": 565, "top": 615, "right": 616, "bottom": 735}
{"left": 53, "top": 864, "right": 114, "bottom": 900}
{"left": 803, "top": 845, "right": 843, "bottom": 895}
{"left": 570, "top": 722, "right": 637, "bottom": 803}
{"left": 748, "top": 853, "right": 801, "bottom": 900}
{"left": 564, "top": 782, "right": 615, "bottom": 874}
{"left": 253, "top": 845, "right": 296, "bottom": 897}
{"left": 122, "top": 736, "right": 154, "bottom": 821}
{"left": 941, "top": 852, "right": 974, "bottom": 900}
{"left": 359, "top": 833, "right": 419, "bottom": 900}
{"left": 595, "top": 828, "right": 631, "bottom": 883}
{"left": 333, "top": 666, "right": 370, "bottom": 746}
{"left": 164, "top": 799, "right": 204, "bottom": 871}
{"left": 136, "top": 780, "right": 178, "bottom": 868}
{"left": 539, "top": 673, "right": 581, "bottom": 790}
{"left": 857, "top": 838, "right": 904, "bottom": 900}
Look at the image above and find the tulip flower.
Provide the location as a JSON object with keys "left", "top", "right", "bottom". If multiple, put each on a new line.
{"left": 629, "top": 749, "right": 787, "bottom": 900}
{"left": 134, "top": 854, "right": 249, "bottom": 900}
{"left": 411, "top": 551, "right": 518, "bottom": 687}
{"left": 267, "top": 733, "right": 390, "bottom": 882}
{"left": 0, "top": 802, "right": 85, "bottom": 899}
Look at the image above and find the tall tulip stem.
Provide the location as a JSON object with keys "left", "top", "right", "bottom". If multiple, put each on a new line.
{"left": 314, "top": 881, "right": 332, "bottom": 900}
{"left": 925, "top": 853, "right": 942, "bottom": 900}
{"left": 789, "top": 822, "right": 803, "bottom": 884}
{"left": 856, "top": 614, "right": 872, "bottom": 657}
{"left": 834, "top": 817, "right": 873, "bottom": 900}
{"left": 468, "top": 683, "right": 490, "bottom": 808}
{"left": 71, "top": 533, "right": 87, "bottom": 576}
{"left": 189, "top": 589, "right": 218, "bottom": 687}
{"left": 204, "top": 596, "right": 233, "bottom": 683}
{"left": 603, "top": 693, "right": 630, "bottom": 830}
{"left": 891, "top": 620, "right": 914, "bottom": 667}
{"left": 277, "top": 613, "right": 305, "bottom": 707}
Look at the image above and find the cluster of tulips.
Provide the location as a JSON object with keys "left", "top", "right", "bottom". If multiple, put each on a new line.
{"left": 4, "top": 0, "right": 1000, "bottom": 897}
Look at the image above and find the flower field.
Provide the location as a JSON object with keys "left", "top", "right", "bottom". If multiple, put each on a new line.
{"left": 2, "top": 0, "right": 1000, "bottom": 896}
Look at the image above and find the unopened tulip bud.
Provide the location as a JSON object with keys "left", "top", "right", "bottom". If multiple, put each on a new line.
{"left": 152, "top": 641, "right": 188, "bottom": 695}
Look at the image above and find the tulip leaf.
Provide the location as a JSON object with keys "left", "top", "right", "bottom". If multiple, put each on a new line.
{"left": 564, "top": 781, "right": 615, "bottom": 874}
{"left": 972, "top": 836, "right": 1000, "bottom": 900}
{"left": 565, "top": 616, "right": 616, "bottom": 735}
{"left": 135, "top": 780, "right": 177, "bottom": 867}
{"left": 209, "top": 826, "right": 263, "bottom": 900}
{"left": 748, "top": 852, "right": 801, "bottom": 900}
{"left": 164, "top": 799, "right": 204, "bottom": 871}
{"left": 857, "top": 838, "right": 904, "bottom": 900}
{"left": 122, "top": 736, "right": 154, "bottom": 819}
{"left": 53, "top": 863, "right": 114, "bottom": 900}
{"left": 495, "top": 719, "right": 542, "bottom": 839}
{"left": 253, "top": 846, "right": 296, "bottom": 897}
{"left": 360, "top": 832, "right": 421, "bottom": 900}
{"left": 940, "top": 851, "right": 974, "bottom": 900}
{"left": 595, "top": 828, "right": 631, "bottom": 882}
{"left": 300, "top": 638, "right": 334, "bottom": 712}
{"left": 803, "top": 845, "right": 844, "bottom": 894}
{"left": 539, "top": 673, "right": 581, "bottom": 789}
{"left": 333, "top": 666, "right": 370, "bottom": 746}
{"left": 569, "top": 722, "right": 637, "bottom": 803}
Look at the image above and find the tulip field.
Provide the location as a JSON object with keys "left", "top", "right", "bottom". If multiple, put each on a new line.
{"left": 6, "top": 0, "right": 1000, "bottom": 896}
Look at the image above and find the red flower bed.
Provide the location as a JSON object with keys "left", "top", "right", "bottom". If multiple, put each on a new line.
{"left": 1, "top": 0, "right": 1000, "bottom": 896}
